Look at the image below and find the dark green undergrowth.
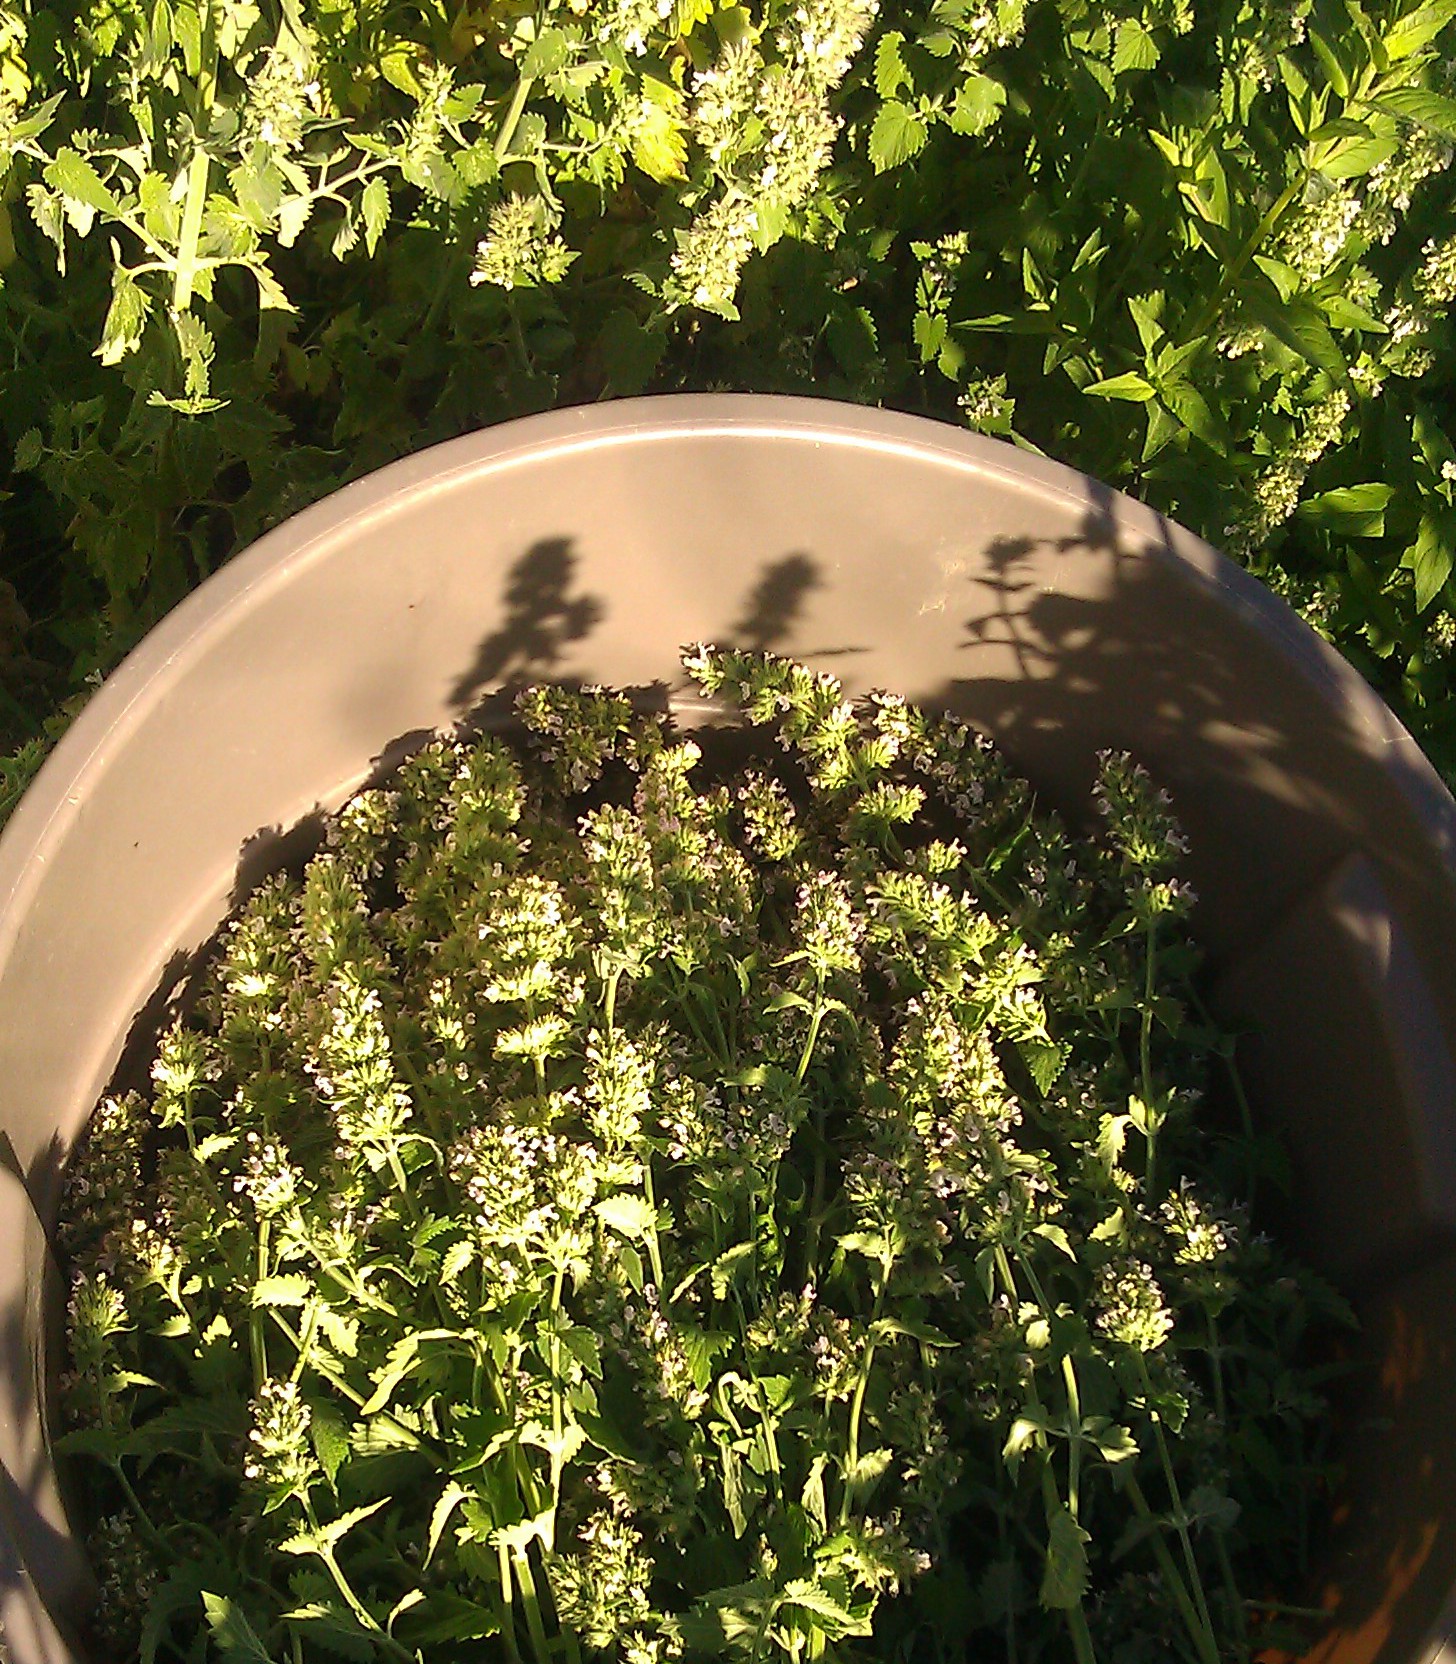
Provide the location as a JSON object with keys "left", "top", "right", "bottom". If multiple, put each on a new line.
{"left": 2, "top": 0, "right": 1455, "bottom": 791}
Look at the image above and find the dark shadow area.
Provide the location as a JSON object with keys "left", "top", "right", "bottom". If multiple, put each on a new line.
{"left": 916, "top": 492, "right": 1456, "bottom": 1664}
{"left": 448, "top": 537, "right": 604, "bottom": 710}
{"left": 727, "top": 552, "right": 822, "bottom": 652}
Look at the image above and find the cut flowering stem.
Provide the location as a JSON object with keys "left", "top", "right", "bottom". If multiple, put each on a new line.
{"left": 56, "top": 650, "right": 1345, "bottom": 1663}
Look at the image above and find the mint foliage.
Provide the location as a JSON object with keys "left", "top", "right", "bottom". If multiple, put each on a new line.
{"left": 2, "top": 1, "right": 1456, "bottom": 792}
{"left": 60, "top": 652, "right": 1350, "bottom": 1662}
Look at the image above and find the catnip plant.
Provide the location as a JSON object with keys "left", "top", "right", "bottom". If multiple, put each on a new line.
{"left": 58, "top": 650, "right": 1350, "bottom": 1664}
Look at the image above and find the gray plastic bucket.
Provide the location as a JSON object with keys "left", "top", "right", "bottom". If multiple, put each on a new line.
{"left": 1, "top": 396, "right": 1453, "bottom": 1662}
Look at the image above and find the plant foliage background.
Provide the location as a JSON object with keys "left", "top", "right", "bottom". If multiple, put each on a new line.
{"left": 1, "top": 0, "right": 1456, "bottom": 798}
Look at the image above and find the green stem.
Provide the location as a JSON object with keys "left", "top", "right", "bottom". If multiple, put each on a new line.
{"left": 499, "top": 1542, "right": 525, "bottom": 1664}
{"left": 641, "top": 1156, "right": 668, "bottom": 1296}
{"left": 839, "top": 1272, "right": 889, "bottom": 1525}
{"left": 250, "top": 1217, "right": 271, "bottom": 1389}
{"left": 1140, "top": 915, "right": 1159, "bottom": 1198}
{"left": 108, "top": 1459, "right": 169, "bottom": 1556}
{"left": 172, "top": 0, "right": 217, "bottom": 313}
{"left": 995, "top": 1245, "right": 1099, "bottom": 1664}
{"left": 513, "top": 1544, "right": 554, "bottom": 1664}
{"left": 796, "top": 997, "right": 828, "bottom": 1086}
{"left": 547, "top": 1263, "right": 566, "bottom": 1551}
{"left": 1135, "top": 1358, "right": 1220, "bottom": 1664}
{"left": 495, "top": 74, "right": 536, "bottom": 161}
{"left": 1125, "top": 1474, "right": 1219, "bottom": 1664}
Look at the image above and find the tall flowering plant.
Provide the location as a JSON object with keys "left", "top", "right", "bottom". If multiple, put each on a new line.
{"left": 59, "top": 651, "right": 1350, "bottom": 1663}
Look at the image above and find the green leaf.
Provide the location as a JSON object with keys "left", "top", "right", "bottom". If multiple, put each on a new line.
{"left": 1296, "top": 483, "right": 1396, "bottom": 537}
{"left": 279, "top": 1601, "right": 374, "bottom": 1662}
{"left": 1112, "top": 18, "right": 1159, "bottom": 73}
{"left": 631, "top": 88, "right": 687, "bottom": 183}
{"left": 1039, "top": 1504, "right": 1091, "bottom": 1610}
{"left": 312, "top": 1406, "right": 350, "bottom": 1489}
{"left": 202, "top": 1593, "right": 273, "bottom": 1661}
{"left": 595, "top": 1192, "right": 656, "bottom": 1239}
{"left": 427, "top": 1481, "right": 470, "bottom": 1567}
{"left": 1032, "top": 1221, "right": 1076, "bottom": 1259}
{"left": 253, "top": 1274, "right": 312, "bottom": 1307}
{"left": 1367, "top": 86, "right": 1456, "bottom": 139}
{"left": 441, "top": 1238, "right": 475, "bottom": 1286}
{"left": 1244, "top": 291, "right": 1349, "bottom": 385}
{"left": 281, "top": 1498, "right": 390, "bottom": 1559}
{"left": 360, "top": 177, "right": 390, "bottom": 257}
{"left": 1003, "top": 1414, "right": 1044, "bottom": 1467}
{"left": 44, "top": 149, "right": 121, "bottom": 218}
{"left": 13, "top": 428, "right": 43, "bottom": 472}
{"left": 868, "top": 101, "right": 927, "bottom": 173}
{"left": 1019, "top": 1037, "right": 1067, "bottom": 1092}
{"left": 97, "top": 265, "right": 150, "bottom": 365}
{"left": 598, "top": 308, "right": 667, "bottom": 395}
{"left": 523, "top": 27, "right": 570, "bottom": 76}
{"left": 710, "top": 1240, "right": 756, "bottom": 1300}
{"left": 781, "top": 1580, "right": 872, "bottom": 1636}
{"left": 1384, "top": 0, "right": 1456, "bottom": 59}
{"left": 278, "top": 195, "right": 313, "bottom": 247}
{"left": 1086, "top": 1419, "right": 1139, "bottom": 1463}
{"left": 947, "top": 73, "right": 1006, "bottom": 136}
{"left": 874, "top": 32, "right": 909, "bottom": 98}
{"left": 1252, "top": 255, "right": 1300, "bottom": 302}
{"left": 1084, "top": 371, "right": 1156, "bottom": 402}
{"left": 1405, "top": 513, "right": 1456, "bottom": 612}
{"left": 1321, "top": 293, "right": 1388, "bottom": 333}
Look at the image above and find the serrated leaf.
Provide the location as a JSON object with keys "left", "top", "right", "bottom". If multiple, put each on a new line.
{"left": 875, "top": 32, "right": 909, "bottom": 98}
{"left": 202, "top": 1593, "right": 272, "bottom": 1660}
{"left": 1322, "top": 292, "right": 1388, "bottom": 333}
{"left": 631, "top": 93, "right": 687, "bottom": 183}
{"left": 1112, "top": 18, "right": 1159, "bottom": 72}
{"left": 381, "top": 42, "right": 425, "bottom": 97}
{"left": 947, "top": 72, "right": 1006, "bottom": 136}
{"left": 253, "top": 1274, "right": 312, "bottom": 1307}
{"left": 781, "top": 1580, "right": 872, "bottom": 1634}
{"left": 871, "top": 1315, "right": 955, "bottom": 1346}
{"left": 1032, "top": 1221, "right": 1075, "bottom": 1259}
{"left": 440, "top": 1238, "right": 475, "bottom": 1286}
{"left": 280, "top": 1600, "right": 374, "bottom": 1662}
{"left": 278, "top": 195, "right": 313, "bottom": 247}
{"left": 427, "top": 1481, "right": 470, "bottom": 1567}
{"left": 1090, "top": 1206, "right": 1125, "bottom": 1243}
{"left": 595, "top": 1192, "right": 656, "bottom": 1239}
{"left": 1040, "top": 1504, "right": 1091, "bottom": 1610}
{"left": 312, "top": 1405, "right": 350, "bottom": 1488}
{"left": 14, "top": 428, "right": 43, "bottom": 472}
{"left": 1244, "top": 290, "right": 1349, "bottom": 385}
{"left": 174, "top": 312, "right": 215, "bottom": 399}
{"left": 523, "top": 27, "right": 570, "bottom": 76}
{"left": 281, "top": 1498, "right": 389, "bottom": 1559}
{"left": 360, "top": 177, "right": 389, "bottom": 257}
{"left": 44, "top": 148, "right": 120, "bottom": 217}
{"left": 869, "top": 101, "right": 927, "bottom": 173}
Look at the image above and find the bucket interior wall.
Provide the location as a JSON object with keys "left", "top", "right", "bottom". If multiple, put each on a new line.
{"left": 1, "top": 398, "right": 1453, "bottom": 1662}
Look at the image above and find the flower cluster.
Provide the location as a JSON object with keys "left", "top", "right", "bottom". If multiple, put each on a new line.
{"left": 58, "top": 649, "right": 1343, "bottom": 1664}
